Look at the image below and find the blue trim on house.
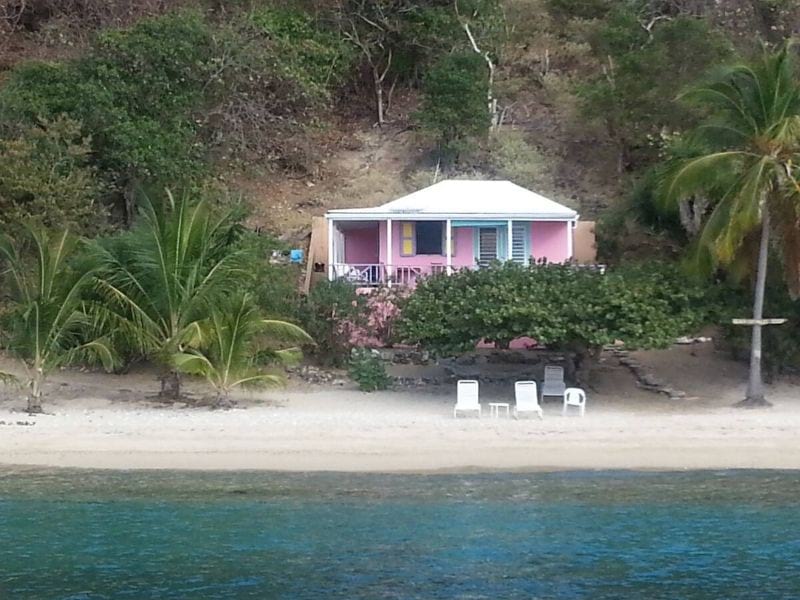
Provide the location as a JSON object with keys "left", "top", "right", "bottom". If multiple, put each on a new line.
{"left": 452, "top": 220, "right": 507, "bottom": 227}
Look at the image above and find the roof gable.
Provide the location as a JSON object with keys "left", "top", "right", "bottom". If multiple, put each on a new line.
{"left": 327, "top": 180, "right": 578, "bottom": 220}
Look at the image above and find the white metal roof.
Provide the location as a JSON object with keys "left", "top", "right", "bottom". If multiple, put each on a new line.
{"left": 326, "top": 180, "right": 578, "bottom": 221}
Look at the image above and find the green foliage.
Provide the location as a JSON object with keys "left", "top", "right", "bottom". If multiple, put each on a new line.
{"left": 0, "top": 116, "right": 105, "bottom": 234}
{"left": 0, "top": 11, "right": 215, "bottom": 199}
{"left": 577, "top": 10, "right": 732, "bottom": 170}
{"left": 653, "top": 44, "right": 800, "bottom": 403}
{"left": 398, "top": 262, "right": 707, "bottom": 357}
{"left": 237, "top": 232, "right": 302, "bottom": 321}
{"left": 348, "top": 347, "right": 391, "bottom": 392}
{"left": 0, "top": 8, "right": 357, "bottom": 220}
{"left": 299, "top": 280, "right": 367, "bottom": 366}
{"left": 658, "top": 44, "right": 800, "bottom": 289}
{"left": 250, "top": 7, "right": 355, "bottom": 100}
{"left": 173, "top": 292, "right": 311, "bottom": 405}
{"left": 90, "top": 190, "right": 251, "bottom": 397}
{"left": 0, "top": 227, "right": 117, "bottom": 412}
{"left": 718, "top": 275, "right": 800, "bottom": 376}
{"left": 416, "top": 52, "right": 490, "bottom": 157}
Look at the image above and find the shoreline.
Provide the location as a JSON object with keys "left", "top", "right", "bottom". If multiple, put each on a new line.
{"left": 3, "top": 463, "right": 800, "bottom": 475}
{"left": 0, "top": 455, "right": 800, "bottom": 477}
{"left": 2, "top": 345, "right": 798, "bottom": 474}
{"left": 2, "top": 392, "right": 800, "bottom": 473}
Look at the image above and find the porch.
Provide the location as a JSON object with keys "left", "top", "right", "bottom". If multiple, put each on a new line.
{"left": 327, "top": 217, "right": 574, "bottom": 287}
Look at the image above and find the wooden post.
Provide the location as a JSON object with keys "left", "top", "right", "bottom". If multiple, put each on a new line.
{"left": 327, "top": 218, "right": 334, "bottom": 281}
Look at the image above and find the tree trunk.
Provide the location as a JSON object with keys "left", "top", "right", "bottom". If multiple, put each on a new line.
{"left": 159, "top": 370, "right": 181, "bottom": 401}
{"left": 27, "top": 368, "right": 44, "bottom": 414}
{"left": 373, "top": 68, "right": 385, "bottom": 127}
{"left": 123, "top": 178, "right": 137, "bottom": 228}
{"left": 739, "top": 211, "right": 772, "bottom": 408}
{"left": 213, "top": 390, "right": 235, "bottom": 410}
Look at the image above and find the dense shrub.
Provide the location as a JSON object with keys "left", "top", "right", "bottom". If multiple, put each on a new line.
{"left": 298, "top": 280, "right": 367, "bottom": 366}
{"left": 0, "top": 8, "right": 356, "bottom": 224}
{"left": 235, "top": 230, "right": 303, "bottom": 321}
{"left": 348, "top": 347, "right": 392, "bottom": 392}
{"left": 416, "top": 52, "right": 490, "bottom": 158}
{"left": 577, "top": 10, "right": 732, "bottom": 171}
{"left": 250, "top": 7, "right": 355, "bottom": 101}
{"left": 348, "top": 286, "right": 405, "bottom": 348}
{"left": 0, "top": 11, "right": 217, "bottom": 220}
{"left": 715, "top": 275, "right": 800, "bottom": 377}
{"left": 0, "top": 116, "right": 105, "bottom": 234}
{"left": 398, "top": 262, "right": 710, "bottom": 360}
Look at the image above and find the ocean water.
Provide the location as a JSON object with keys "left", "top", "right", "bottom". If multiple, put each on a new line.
{"left": 1, "top": 470, "right": 799, "bottom": 599}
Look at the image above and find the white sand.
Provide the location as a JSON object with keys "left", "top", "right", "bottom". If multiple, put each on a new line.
{"left": 1, "top": 345, "right": 799, "bottom": 472}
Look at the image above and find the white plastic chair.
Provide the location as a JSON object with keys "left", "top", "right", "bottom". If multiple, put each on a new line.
{"left": 454, "top": 380, "right": 481, "bottom": 418}
{"left": 514, "top": 381, "right": 543, "bottom": 419}
{"left": 563, "top": 387, "right": 586, "bottom": 417}
{"left": 541, "top": 365, "right": 566, "bottom": 402}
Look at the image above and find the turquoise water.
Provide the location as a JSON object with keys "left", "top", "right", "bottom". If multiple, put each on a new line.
{"left": 1, "top": 470, "right": 799, "bottom": 599}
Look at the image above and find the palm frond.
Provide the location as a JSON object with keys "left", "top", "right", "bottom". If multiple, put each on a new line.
{"left": 259, "top": 347, "right": 304, "bottom": 366}
{"left": 172, "top": 352, "right": 214, "bottom": 377}
{"left": 659, "top": 151, "right": 750, "bottom": 209}
{"left": 259, "top": 320, "right": 313, "bottom": 345}
{"left": 90, "top": 189, "right": 254, "bottom": 370}
{"left": 661, "top": 42, "right": 800, "bottom": 285}
{"left": 0, "top": 225, "right": 117, "bottom": 408}
{"left": 230, "top": 373, "right": 285, "bottom": 390}
{"left": 0, "top": 372, "right": 20, "bottom": 387}
{"left": 171, "top": 292, "right": 312, "bottom": 398}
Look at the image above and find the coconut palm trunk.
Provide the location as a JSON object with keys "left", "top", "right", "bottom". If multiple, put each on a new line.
{"left": 27, "top": 366, "right": 45, "bottom": 414}
{"left": 159, "top": 371, "right": 182, "bottom": 400}
{"left": 741, "top": 210, "right": 772, "bottom": 407}
{"left": 659, "top": 43, "right": 800, "bottom": 409}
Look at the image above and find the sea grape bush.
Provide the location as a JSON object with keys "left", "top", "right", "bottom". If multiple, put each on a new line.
{"left": 398, "top": 262, "right": 709, "bottom": 358}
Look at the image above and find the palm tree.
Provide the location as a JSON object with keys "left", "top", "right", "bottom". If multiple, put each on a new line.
{"left": 91, "top": 190, "right": 249, "bottom": 399}
{"left": 661, "top": 43, "right": 800, "bottom": 407}
{"left": 172, "top": 293, "right": 311, "bottom": 406}
{"left": 0, "top": 227, "right": 116, "bottom": 413}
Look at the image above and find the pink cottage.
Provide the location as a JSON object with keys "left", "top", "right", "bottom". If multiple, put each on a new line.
{"left": 325, "top": 180, "right": 579, "bottom": 287}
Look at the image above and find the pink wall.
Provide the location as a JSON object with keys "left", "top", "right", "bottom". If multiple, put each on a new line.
{"left": 531, "top": 221, "right": 570, "bottom": 263}
{"left": 378, "top": 222, "right": 474, "bottom": 270}
{"left": 344, "top": 226, "right": 379, "bottom": 264}
{"left": 342, "top": 220, "right": 573, "bottom": 267}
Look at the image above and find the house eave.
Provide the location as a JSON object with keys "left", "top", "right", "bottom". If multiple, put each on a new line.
{"left": 325, "top": 212, "right": 578, "bottom": 221}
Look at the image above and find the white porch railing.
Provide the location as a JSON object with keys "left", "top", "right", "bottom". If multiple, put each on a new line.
{"left": 331, "top": 262, "right": 607, "bottom": 286}
{"left": 332, "top": 263, "right": 384, "bottom": 286}
{"left": 331, "top": 263, "right": 449, "bottom": 286}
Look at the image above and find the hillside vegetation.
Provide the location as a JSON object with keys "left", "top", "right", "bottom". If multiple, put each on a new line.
{"left": 2, "top": 0, "right": 798, "bottom": 243}
{"left": 3, "top": 1, "right": 800, "bottom": 405}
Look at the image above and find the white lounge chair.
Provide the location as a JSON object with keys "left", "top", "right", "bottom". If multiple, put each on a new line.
{"left": 454, "top": 380, "right": 481, "bottom": 418}
{"left": 541, "top": 365, "right": 566, "bottom": 402}
{"left": 563, "top": 387, "right": 587, "bottom": 417}
{"left": 514, "top": 381, "right": 543, "bottom": 419}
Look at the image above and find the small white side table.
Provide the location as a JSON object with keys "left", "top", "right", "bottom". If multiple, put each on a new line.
{"left": 488, "top": 402, "right": 510, "bottom": 418}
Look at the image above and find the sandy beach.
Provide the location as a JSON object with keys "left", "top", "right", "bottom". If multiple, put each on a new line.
{"left": 1, "top": 345, "right": 799, "bottom": 472}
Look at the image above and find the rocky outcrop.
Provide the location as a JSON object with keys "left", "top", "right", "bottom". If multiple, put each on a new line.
{"left": 609, "top": 348, "right": 688, "bottom": 401}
